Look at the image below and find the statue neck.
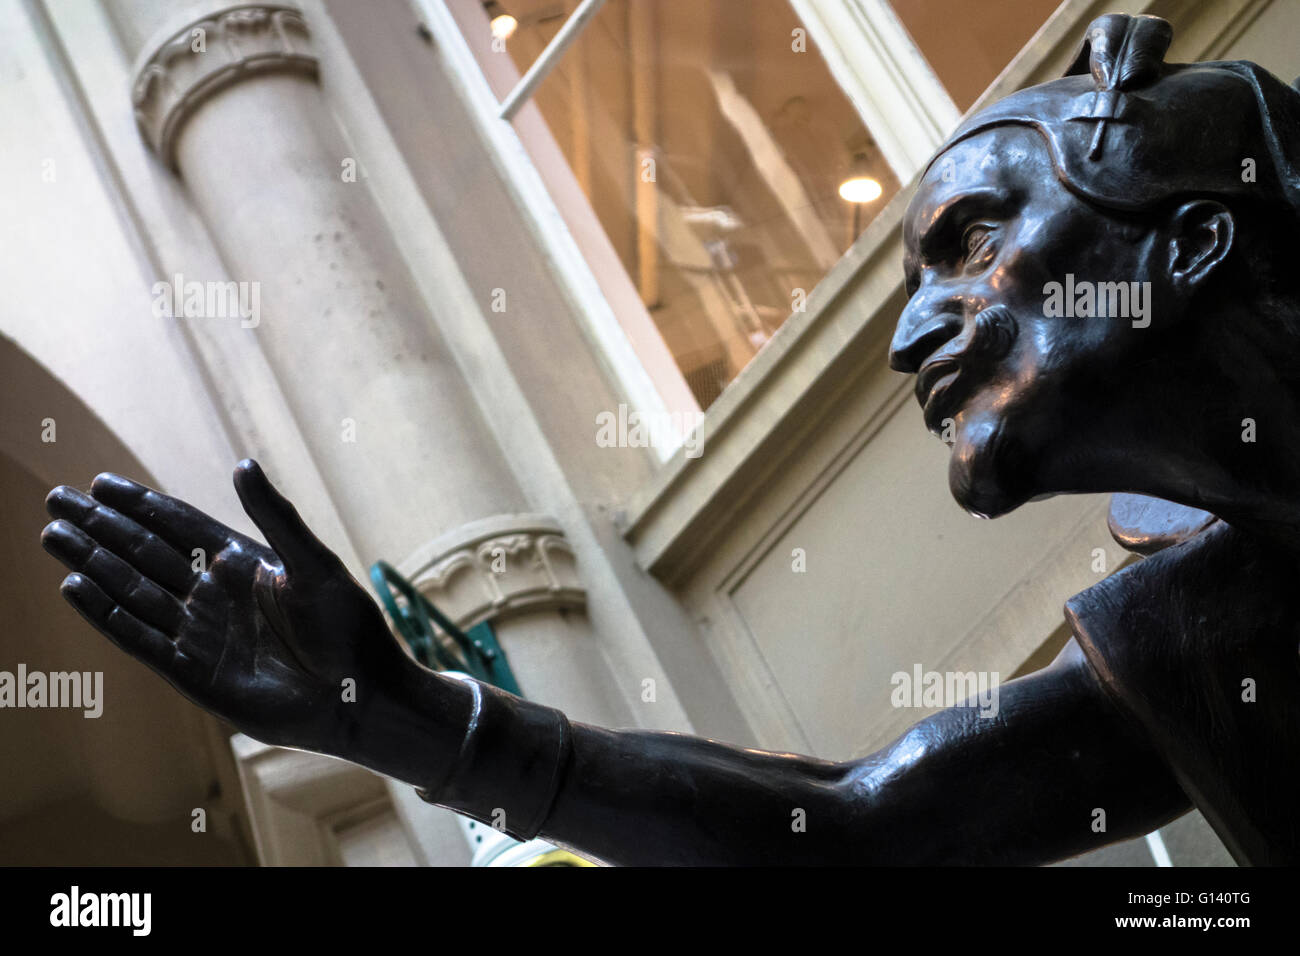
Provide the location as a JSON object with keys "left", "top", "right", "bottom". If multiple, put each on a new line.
{"left": 1151, "top": 305, "right": 1300, "bottom": 554}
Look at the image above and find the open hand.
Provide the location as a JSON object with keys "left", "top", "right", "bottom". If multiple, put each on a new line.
{"left": 40, "top": 459, "right": 460, "bottom": 776}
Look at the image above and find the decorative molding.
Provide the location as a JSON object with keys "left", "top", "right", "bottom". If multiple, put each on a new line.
{"left": 131, "top": 3, "right": 317, "bottom": 167}
{"left": 398, "top": 514, "right": 586, "bottom": 631}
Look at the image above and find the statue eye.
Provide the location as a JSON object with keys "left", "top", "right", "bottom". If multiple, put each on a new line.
{"left": 960, "top": 223, "right": 996, "bottom": 271}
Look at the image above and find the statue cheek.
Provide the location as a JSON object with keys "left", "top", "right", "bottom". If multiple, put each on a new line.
{"left": 988, "top": 253, "right": 1059, "bottom": 318}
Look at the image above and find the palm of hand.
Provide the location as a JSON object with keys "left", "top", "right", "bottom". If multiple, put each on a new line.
{"left": 42, "top": 460, "right": 410, "bottom": 759}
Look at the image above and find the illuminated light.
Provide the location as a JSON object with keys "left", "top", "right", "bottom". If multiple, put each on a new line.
{"left": 490, "top": 13, "right": 518, "bottom": 40}
{"left": 838, "top": 176, "right": 883, "bottom": 203}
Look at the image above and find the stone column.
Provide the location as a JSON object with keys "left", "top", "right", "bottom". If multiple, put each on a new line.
{"left": 124, "top": 2, "right": 524, "bottom": 560}
{"left": 109, "top": 0, "right": 636, "bottom": 862}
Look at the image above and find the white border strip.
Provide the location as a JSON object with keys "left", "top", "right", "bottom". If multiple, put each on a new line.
{"left": 1145, "top": 830, "right": 1174, "bottom": 867}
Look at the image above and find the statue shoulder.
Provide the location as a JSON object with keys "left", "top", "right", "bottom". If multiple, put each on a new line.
{"left": 1063, "top": 517, "right": 1300, "bottom": 865}
{"left": 1066, "top": 517, "right": 1290, "bottom": 655}
{"left": 1074, "top": 492, "right": 1293, "bottom": 659}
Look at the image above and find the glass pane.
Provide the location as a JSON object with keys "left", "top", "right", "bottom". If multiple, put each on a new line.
{"left": 888, "top": 0, "right": 1063, "bottom": 111}
{"left": 485, "top": 0, "right": 900, "bottom": 409}
{"left": 455, "top": 0, "right": 573, "bottom": 100}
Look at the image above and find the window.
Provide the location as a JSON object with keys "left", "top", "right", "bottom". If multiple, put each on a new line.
{"left": 424, "top": 0, "right": 1060, "bottom": 421}
{"left": 445, "top": 0, "right": 900, "bottom": 411}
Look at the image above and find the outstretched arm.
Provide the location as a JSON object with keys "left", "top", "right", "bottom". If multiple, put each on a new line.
{"left": 42, "top": 463, "right": 1189, "bottom": 865}
{"left": 427, "top": 639, "right": 1191, "bottom": 865}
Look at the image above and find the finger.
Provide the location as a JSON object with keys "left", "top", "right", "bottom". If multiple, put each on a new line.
{"left": 88, "top": 473, "right": 237, "bottom": 558}
{"left": 60, "top": 572, "right": 175, "bottom": 672}
{"left": 233, "top": 459, "right": 337, "bottom": 576}
{"left": 45, "top": 485, "right": 194, "bottom": 594}
{"left": 43, "top": 519, "right": 186, "bottom": 635}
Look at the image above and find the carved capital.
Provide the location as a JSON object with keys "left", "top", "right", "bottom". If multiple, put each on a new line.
{"left": 398, "top": 515, "right": 586, "bottom": 631}
{"left": 131, "top": 3, "right": 317, "bottom": 168}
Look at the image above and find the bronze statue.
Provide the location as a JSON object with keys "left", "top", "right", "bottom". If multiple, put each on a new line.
{"left": 40, "top": 14, "right": 1300, "bottom": 865}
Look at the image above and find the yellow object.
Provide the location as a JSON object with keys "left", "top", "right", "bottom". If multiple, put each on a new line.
{"left": 523, "top": 849, "right": 597, "bottom": 867}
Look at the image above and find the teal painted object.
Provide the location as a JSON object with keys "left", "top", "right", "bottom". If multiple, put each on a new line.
{"left": 369, "top": 560, "right": 522, "bottom": 696}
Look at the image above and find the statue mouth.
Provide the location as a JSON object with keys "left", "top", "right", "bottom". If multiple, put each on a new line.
{"left": 913, "top": 305, "right": 1018, "bottom": 433}
{"left": 916, "top": 357, "right": 969, "bottom": 431}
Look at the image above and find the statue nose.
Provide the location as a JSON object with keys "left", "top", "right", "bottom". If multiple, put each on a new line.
{"left": 889, "top": 304, "right": 964, "bottom": 374}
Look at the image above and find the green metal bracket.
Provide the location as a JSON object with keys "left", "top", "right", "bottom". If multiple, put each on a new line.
{"left": 369, "top": 560, "right": 522, "bottom": 696}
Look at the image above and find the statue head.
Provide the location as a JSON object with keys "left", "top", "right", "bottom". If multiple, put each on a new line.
{"left": 891, "top": 14, "right": 1300, "bottom": 532}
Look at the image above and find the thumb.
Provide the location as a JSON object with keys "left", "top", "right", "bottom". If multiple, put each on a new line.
{"left": 233, "top": 459, "right": 336, "bottom": 576}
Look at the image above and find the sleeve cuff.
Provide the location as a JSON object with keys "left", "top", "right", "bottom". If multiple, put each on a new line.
{"left": 414, "top": 674, "right": 573, "bottom": 841}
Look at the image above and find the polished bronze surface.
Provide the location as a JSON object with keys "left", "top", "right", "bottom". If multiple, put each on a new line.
{"left": 42, "top": 13, "right": 1300, "bottom": 864}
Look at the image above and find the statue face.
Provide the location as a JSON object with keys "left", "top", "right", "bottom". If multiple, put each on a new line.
{"left": 894, "top": 127, "right": 1184, "bottom": 518}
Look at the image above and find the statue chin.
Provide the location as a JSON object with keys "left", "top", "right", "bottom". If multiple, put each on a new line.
{"left": 946, "top": 414, "right": 1028, "bottom": 520}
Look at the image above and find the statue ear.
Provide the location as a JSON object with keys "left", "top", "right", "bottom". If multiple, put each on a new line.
{"left": 1166, "top": 199, "right": 1234, "bottom": 292}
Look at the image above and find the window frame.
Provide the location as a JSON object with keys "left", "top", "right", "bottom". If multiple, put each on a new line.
{"left": 411, "top": 0, "right": 967, "bottom": 458}
{"left": 412, "top": 0, "right": 698, "bottom": 461}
